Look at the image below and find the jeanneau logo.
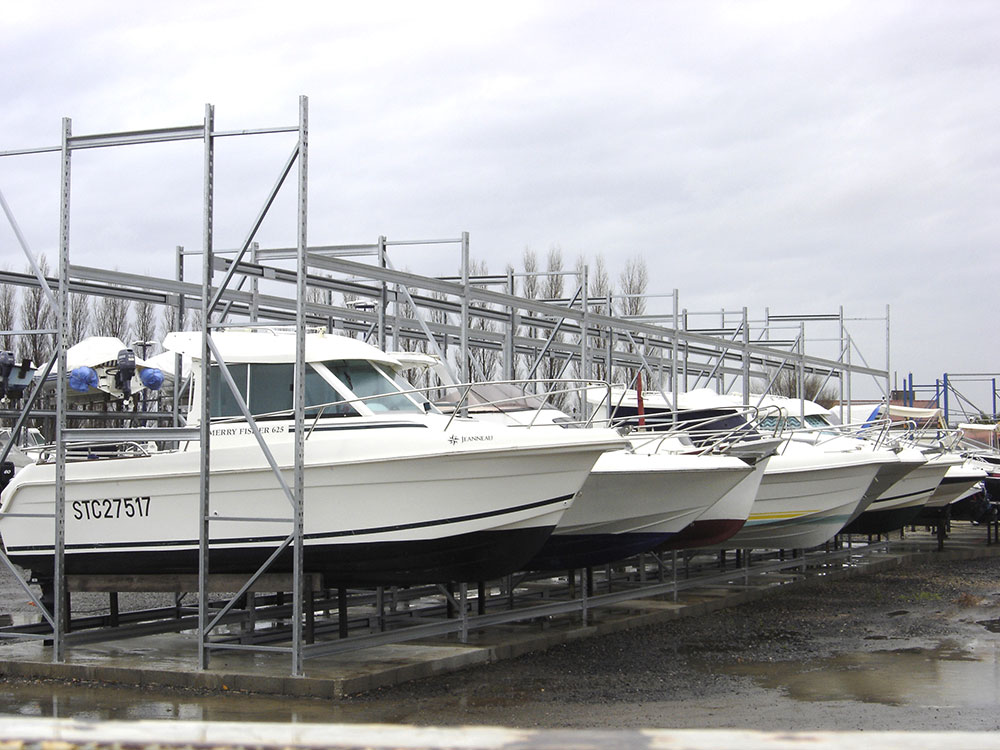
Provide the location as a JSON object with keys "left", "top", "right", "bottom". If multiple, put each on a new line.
{"left": 449, "top": 434, "right": 493, "bottom": 445}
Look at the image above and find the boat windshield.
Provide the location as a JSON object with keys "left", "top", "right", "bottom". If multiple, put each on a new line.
{"left": 437, "top": 383, "right": 548, "bottom": 413}
{"left": 0, "top": 428, "right": 45, "bottom": 447}
{"left": 322, "top": 360, "right": 425, "bottom": 413}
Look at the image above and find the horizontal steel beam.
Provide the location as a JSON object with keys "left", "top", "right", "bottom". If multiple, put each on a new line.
{"left": 63, "top": 427, "right": 200, "bottom": 442}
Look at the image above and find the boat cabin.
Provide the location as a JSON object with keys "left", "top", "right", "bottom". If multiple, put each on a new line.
{"left": 163, "top": 328, "right": 434, "bottom": 423}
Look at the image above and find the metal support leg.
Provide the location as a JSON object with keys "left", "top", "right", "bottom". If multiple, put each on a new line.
{"left": 305, "top": 585, "right": 315, "bottom": 645}
{"left": 459, "top": 583, "right": 468, "bottom": 644}
{"left": 338, "top": 588, "right": 348, "bottom": 639}
{"left": 672, "top": 550, "right": 678, "bottom": 602}
{"left": 376, "top": 587, "right": 385, "bottom": 632}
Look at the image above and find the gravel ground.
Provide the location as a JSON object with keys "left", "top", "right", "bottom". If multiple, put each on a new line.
{"left": 335, "top": 554, "right": 1000, "bottom": 729}
{"left": 2, "top": 554, "right": 1000, "bottom": 730}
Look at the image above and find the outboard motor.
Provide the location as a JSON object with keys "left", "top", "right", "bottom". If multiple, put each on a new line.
{"left": 115, "top": 348, "right": 136, "bottom": 398}
{"left": 0, "top": 354, "right": 34, "bottom": 402}
{"left": 0, "top": 461, "right": 14, "bottom": 492}
{"left": 12, "top": 358, "right": 31, "bottom": 401}
{"left": 0, "top": 351, "right": 13, "bottom": 400}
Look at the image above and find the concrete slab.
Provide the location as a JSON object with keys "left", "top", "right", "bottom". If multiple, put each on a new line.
{"left": 0, "top": 526, "right": 997, "bottom": 698}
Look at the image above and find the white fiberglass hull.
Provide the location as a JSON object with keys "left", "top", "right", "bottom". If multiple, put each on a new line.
{"left": 843, "top": 458, "right": 953, "bottom": 534}
{"left": 525, "top": 450, "right": 754, "bottom": 570}
{"left": 704, "top": 447, "right": 891, "bottom": 550}
{"left": 0, "top": 415, "right": 624, "bottom": 585}
{"left": 663, "top": 457, "right": 770, "bottom": 550}
{"left": 924, "top": 460, "right": 987, "bottom": 510}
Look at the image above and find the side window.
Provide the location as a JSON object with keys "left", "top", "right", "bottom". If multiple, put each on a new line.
{"left": 249, "top": 363, "right": 294, "bottom": 415}
{"left": 212, "top": 363, "right": 360, "bottom": 419}
{"left": 209, "top": 364, "right": 248, "bottom": 417}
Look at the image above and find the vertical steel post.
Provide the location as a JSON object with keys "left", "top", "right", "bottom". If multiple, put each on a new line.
{"left": 943, "top": 372, "right": 950, "bottom": 426}
{"left": 250, "top": 241, "right": 260, "bottom": 322}
{"left": 291, "top": 95, "right": 309, "bottom": 676}
{"left": 839, "top": 306, "right": 846, "bottom": 423}
{"left": 885, "top": 304, "right": 891, "bottom": 416}
{"left": 580, "top": 266, "right": 589, "bottom": 419}
{"left": 605, "top": 293, "right": 613, "bottom": 385}
{"left": 741, "top": 307, "right": 750, "bottom": 406}
{"left": 198, "top": 103, "right": 215, "bottom": 670}
{"left": 460, "top": 232, "right": 470, "bottom": 384}
{"left": 504, "top": 269, "right": 515, "bottom": 380}
{"left": 459, "top": 582, "right": 468, "bottom": 644}
{"left": 798, "top": 322, "right": 806, "bottom": 422}
{"left": 174, "top": 247, "right": 185, "bottom": 432}
{"left": 377, "top": 236, "right": 387, "bottom": 352}
{"left": 846, "top": 331, "right": 853, "bottom": 416}
{"left": 671, "top": 290, "right": 679, "bottom": 411}
{"left": 53, "top": 116, "right": 71, "bottom": 662}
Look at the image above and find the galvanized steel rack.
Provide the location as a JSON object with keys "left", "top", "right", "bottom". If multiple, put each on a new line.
{"left": 0, "top": 97, "right": 895, "bottom": 676}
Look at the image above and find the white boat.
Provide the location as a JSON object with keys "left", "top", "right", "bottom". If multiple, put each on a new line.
{"left": 37, "top": 336, "right": 167, "bottom": 403}
{"left": 0, "top": 328, "right": 625, "bottom": 587}
{"left": 0, "top": 427, "right": 46, "bottom": 470}
{"left": 660, "top": 454, "right": 769, "bottom": 550}
{"left": 436, "top": 383, "right": 768, "bottom": 569}
{"left": 593, "top": 387, "right": 895, "bottom": 550}
{"left": 526, "top": 442, "right": 762, "bottom": 570}
{"left": 922, "top": 458, "right": 986, "bottom": 511}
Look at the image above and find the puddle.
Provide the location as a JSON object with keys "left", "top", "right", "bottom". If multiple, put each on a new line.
{"left": 719, "top": 640, "right": 1000, "bottom": 706}
{"left": 0, "top": 680, "right": 395, "bottom": 723}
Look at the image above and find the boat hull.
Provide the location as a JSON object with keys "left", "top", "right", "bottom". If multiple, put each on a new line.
{"left": 842, "top": 460, "right": 951, "bottom": 536}
{"left": 660, "top": 458, "right": 769, "bottom": 550}
{"left": 0, "top": 422, "right": 622, "bottom": 585}
{"left": 703, "top": 449, "right": 889, "bottom": 550}
{"left": 524, "top": 451, "right": 753, "bottom": 570}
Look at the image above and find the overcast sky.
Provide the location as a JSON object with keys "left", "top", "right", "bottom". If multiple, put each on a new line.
{"left": 1, "top": 1, "right": 997, "bottom": 408}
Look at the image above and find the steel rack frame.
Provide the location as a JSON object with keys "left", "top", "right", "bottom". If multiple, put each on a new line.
{"left": 0, "top": 97, "right": 897, "bottom": 675}
{"left": 0, "top": 99, "right": 311, "bottom": 673}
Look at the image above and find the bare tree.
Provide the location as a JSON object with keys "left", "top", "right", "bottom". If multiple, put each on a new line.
{"left": 761, "top": 367, "right": 838, "bottom": 408}
{"left": 467, "top": 259, "right": 500, "bottom": 381}
{"left": 69, "top": 293, "right": 91, "bottom": 345}
{"left": 616, "top": 255, "right": 648, "bottom": 318}
{"left": 339, "top": 291, "right": 360, "bottom": 339}
{"left": 589, "top": 254, "right": 614, "bottom": 382}
{"left": 543, "top": 245, "right": 564, "bottom": 302}
{"left": 615, "top": 255, "right": 648, "bottom": 386}
{"left": 542, "top": 246, "right": 568, "bottom": 407}
{"left": 0, "top": 278, "right": 17, "bottom": 354}
{"left": 161, "top": 302, "right": 183, "bottom": 337}
{"left": 19, "top": 255, "right": 54, "bottom": 367}
{"left": 517, "top": 247, "right": 540, "bottom": 380}
{"left": 520, "top": 247, "right": 539, "bottom": 300}
{"left": 133, "top": 299, "right": 159, "bottom": 355}
{"left": 93, "top": 294, "right": 133, "bottom": 343}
